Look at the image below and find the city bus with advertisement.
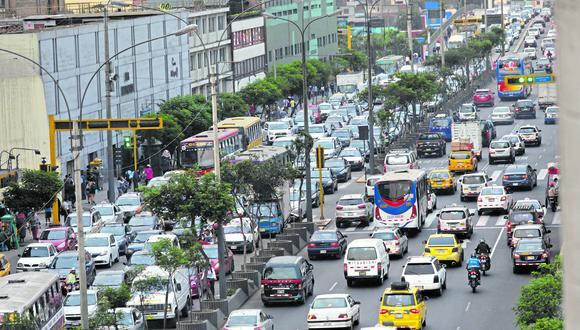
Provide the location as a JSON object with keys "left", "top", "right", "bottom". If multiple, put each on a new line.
{"left": 0, "top": 272, "right": 64, "bottom": 329}
{"left": 179, "top": 129, "right": 244, "bottom": 173}
{"left": 374, "top": 169, "right": 428, "bottom": 233}
{"left": 496, "top": 54, "right": 533, "bottom": 100}
{"left": 217, "top": 116, "right": 263, "bottom": 149}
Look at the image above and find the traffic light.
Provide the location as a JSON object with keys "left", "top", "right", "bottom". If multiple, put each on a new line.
{"left": 505, "top": 75, "right": 534, "bottom": 85}
{"left": 316, "top": 146, "right": 325, "bottom": 169}
{"left": 123, "top": 136, "right": 133, "bottom": 148}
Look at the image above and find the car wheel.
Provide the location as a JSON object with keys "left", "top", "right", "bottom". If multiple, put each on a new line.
{"left": 347, "top": 279, "right": 353, "bottom": 287}
{"left": 377, "top": 274, "right": 384, "bottom": 286}
{"left": 442, "top": 278, "right": 447, "bottom": 290}
{"left": 354, "top": 312, "right": 360, "bottom": 325}
{"left": 108, "top": 255, "right": 113, "bottom": 268}
{"left": 436, "top": 286, "right": 443, "bottom": 296}
{"left": 460, "top": 195, "right": 465, "bottom": 202}
{"left": 489, "top": 158, "right": 494, "bottom": 165}
{"left": 299, "top": 289, "right": 307, "bottom": 304}
{"left": 478, "top": 210, "right": 482, "bottom": 216}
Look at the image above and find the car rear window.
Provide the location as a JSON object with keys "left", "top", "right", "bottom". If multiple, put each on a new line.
{"left": 481, "top": 187, "right": 504, "bottom": 195}
{"left": 462, "top": 176, "right": 485, "bottom": 184}
{"left": 339, "top": 198, "right": 364, "bottom": 206}
{"left": 386, "top": 155, "right": 410, "bottom": 165}
{"left": 404, "top": 263, "right": 435, "bottom": 275}
{"left": 428, "top": 237, "right": 455, "bottom": 246}
{"left": 450, "top": 153, "right": 470, "bottom": 160}
{"left": 263, "top": 266, "right": 300, "bottom": 280}
{"left": 347, "top": 247, "right": 377, "bottom": 260}
{"left": 383, "top": 294, "right": 415, "bottom": 307}
{"left": 490, "top": 141, "right": 510, "bottom": 149}
{"left": 429, "top": 171, "right": 450, "bottom": 179}
{"left": 439, "top": 211, "right": 466, "bottom": 220}
{"left": 512, "top": 213, "right": 534, "bottom": 222}
{"left": 312, "top": 298, "right": 348, "bottom": 309}
{"left": 372, "top": 232, "right": 396, "bottom": 241}
{"left": 514, "top": 229, "right": 541, "bottom": 238}
{"left": 311, "top": 231, "right": 337, "bottom": 240}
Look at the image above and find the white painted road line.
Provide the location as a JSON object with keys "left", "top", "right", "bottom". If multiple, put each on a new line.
{"left": 329, "top": 282, "right": 337, "bottom": 291}
{"left": 465, "top": 301, "right": 471, "bottom": 313}
{"left": 476, "top": 215, "right": 490, "bottom": 227}
{"left": 495, "top": 216, "right": 507, "bottom": 226}
{"left": 424, "top": 213, "right": 437, "bottom": 228}
{"left": 345, "top": 226, "right": 357, "bottom": 232}
{"left": 490, "top": 170, "right": 502, "bottom": 182}
{"left": 490, "top": 226, "right": 505, "bottom": 259}
{"left": 552, "top": 212, "right": 561, "bottom": 225}
{"left": 538, "top": 169, "right": 548, "bottom": 180}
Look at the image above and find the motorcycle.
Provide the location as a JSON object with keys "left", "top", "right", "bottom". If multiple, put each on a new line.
{"left": 468, "top": 269, "right": 480, "bottom": 293}
{"left": 548, "top": 195, "right": 558, "bottom": 212}
{"left": 478, "top": 254, "right": 491, "bottom": 275}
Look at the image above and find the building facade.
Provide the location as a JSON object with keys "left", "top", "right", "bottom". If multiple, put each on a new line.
{"left": 0, "top": 12, "right": 191, "bottom": 174}
{"left": 264, "top": 0, "right": 338, "bottom": 69}
{"left": 230, "top": 14, "right": 266, "bottom": 92}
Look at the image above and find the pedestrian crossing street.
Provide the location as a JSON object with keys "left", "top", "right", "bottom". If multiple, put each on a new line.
{"left": 338, "top": 211, "right": 561, "bottom": 233}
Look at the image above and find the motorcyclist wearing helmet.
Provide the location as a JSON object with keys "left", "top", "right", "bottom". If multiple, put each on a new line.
{"left": 66, "top": 268, "right": 77, "bottom": 287}
{"left": 475, "top": 239, "right": 491, "bottom": 255}
{"left": 466, "top": 253, "right": 481, "bottom": 283}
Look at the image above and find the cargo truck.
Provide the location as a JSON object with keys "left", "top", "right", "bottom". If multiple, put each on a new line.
{"left": 451, "top": 122, "right": 483, "bottom": 160}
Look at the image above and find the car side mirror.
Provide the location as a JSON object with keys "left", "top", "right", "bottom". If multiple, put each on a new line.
{"left": 435, "top": 213, "right": 440, "bottom": 217}
{"left": 354, "top": 301, "right": 361, "bottom": 305}
{"left": 17, "top": 254, "right": 20, "bottom": 257}
{"left": 123, "top": 262, "right": 127, "bottom": 265}
{"left": 546, "top": 230, "right": 552, "bottom": 234}
{"left": 343, "top": 235, "right": 348, "bottom": 238}
{"left": 488, "top": 177, "right": 493, "bottom": 181}
{"left": 442, "top": 264, "right": 447, "bottom": 268}
{"left": 309, "top": 264, "right": 314, "bottom": 271}
{"left": 423, "top": 240, "right": 427, "bottom": 244}
{"left": 548, "top": 244, "right": 553, "bottom": 248}
{"left": 111, "top": 243, "right": 116, "bottom": 247}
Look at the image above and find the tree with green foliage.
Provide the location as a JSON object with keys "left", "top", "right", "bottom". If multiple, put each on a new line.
{"left": 333, "top": 49, "right": 368, "bottom": 73}
{"left": 218, "top": 92, "right": 249, "bottom": 119}
{"left": 150, "top": 238, "right": 190, "bottom": 329}
{"left": 131, "top": 275, "right": 164, "bottom": 330}
{"left": 3, "top": 169, "right": 62, "bottom": 213}
{"left": 239, "top": 79, "right": 283, "bottom": 119}
{"left": 515, "top": 256, "right": 562, "bottom": 329}
{"left": 0, "top": 312, "right": 38, "bottom": 329}
{"left": 89, "top": 286, "right": 132, "bottom": 329}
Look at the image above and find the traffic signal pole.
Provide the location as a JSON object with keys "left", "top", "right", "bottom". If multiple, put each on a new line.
{"left": 133, "top": 131, "right": 138, "bottom": 171}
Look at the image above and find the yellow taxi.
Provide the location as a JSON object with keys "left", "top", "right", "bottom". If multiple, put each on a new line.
{"left": 379, "top": 282, "right": 427, "bottom": 329}
{"left": 448, "top": 151, "right": 477, "bottom": 173}
{"left": 423, "top": 234, "right": 463, "bottom": 266}
{"left": 0, "top": 253, "right": 11, "bottom": 277}
{"left": 428, "top": 169, "right": 456, "bottom": 194}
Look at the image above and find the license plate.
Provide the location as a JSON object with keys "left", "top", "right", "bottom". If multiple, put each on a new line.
{"left": 346, "top": 213, "right": 354, "bottom": 216}
{"left": 146, "top": 315, "right": 155, "bottom": 320}
{"left": 527, "top": 256, "right": 535, "bottom": 260}
{"left": 231, "top": 245, "right": 237, "bottom": 249}
{"left": 260, "top": 228, "right": 266, "bottom": 232}
{"left": 358, "top": 270, "right": 367, "bottom": 276}
{"left": 277, "top": 289, "right": 285, "bottom": 294}
{"left": 438, "top": 249, "right": 446, "bottom": 253}
{"left": 395, "top": 313, "right": 403, "bottom": 319}
{"left": 320, "top": 250, "right": 327, "bottom": 254}
{"left": 513, "top": 183, "right": 519, "bottom": 186}
{"left": 488, "top": 198, "right": 496, "bottom": 202}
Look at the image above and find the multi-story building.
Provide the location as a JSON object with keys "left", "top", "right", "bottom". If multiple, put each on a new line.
{"left": 0, "top": 0, "right": 62, "bottom": 17}
{"left": 0, "top": 12, "right": 191, "bottom": 173}
{"left": 230, "top": 14, "right": 266, "bottom": 92}
{"left": 264, "top": 0, "right": 338, "bottom": 69}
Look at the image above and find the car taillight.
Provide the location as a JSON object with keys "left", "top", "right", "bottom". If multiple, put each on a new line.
{"left": 522, "top": 175, "right": 528, "bottom": 179}
{"left": 478, "top": 197, "right": 483, "bottom": 202}
{"left": 336, "top": 205, "right": 344, "bottom": 210}
{"left": 433, "top": 275, "right": 439, "bottom": 283}
{"left": 344, "top": 263, "right": 348, "bottom": 273}
{"left": 425, "top": 248, "right": 431, "bottom": 252}
{"left": 330, "top": 242, "right": 339, "bottom": 247}
{"left": 452, "top": 247, "right": 458, "bottom": 252}
{"left": 308, "top": 243, "right": 316, "bottom": 248}
{"left": 503, "top": 175, "right": 509, "bottom": 180}
{"left": 513, "top": 253, "right": 520, "bottom": 259}
{"left": 490, "top": 150, "right": 495, "bottom": 154}
{"left": 501, "top": 196, "right": 507, "bottom": 201}
{"left": 338, "top": 314, "right": 349, "bottom": 319}
{"left": 409, "top": 308, "right": 420, "bottom": 314}
{"left": 394, "top": 237, "right": 400, "bottom": 245}
{"left": 357, "top": 204, "right": 366, "bottom": 209}
{"left": 507, "top": 221, "right": 512, "bottom": 230}
{"left": 375, "top": 206, "right": 381, "bottom": 220}
{"left": 380, "top": 309, "right": 389, "bottom": 314}
{"left": 411, "top": 204, "right": 417, "bottom": 219}
{"left": 542, "top": 252, "right": 549, "bottom": 259}
{"left": 377, "top": 262, "right": 382, "bottom": 273}
{"left": 384, "top": 165, "right": 387, "bottom": 173}
{"left": 307, "top": 314, "right": 317, "bottom": 320}
{"left": 297, "top": 282, "right": 303, "bottom": 289}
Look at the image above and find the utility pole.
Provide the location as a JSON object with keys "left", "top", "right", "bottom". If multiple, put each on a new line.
{"left": 500, "top": 0, "right": 505, "bottom": 56}
{"left": 484, "top": 0, "right": 488, "bottom": 32}
{"left": 440, "top": 0, "right": 445, "bottom": 67}
{"left": 72, "top": 123, "right": 89, "bottom": 329}
{"left": 104, "top": 6, "right": 116, "bottom": 203}
{"left": 365, "top": 0, "right": 375, "bottom": 175}
{"left": 301, "top": 31, "right": 314, "bottom": 221}
{"left": 407, "top": 0, "right": 414, "bottom": 72}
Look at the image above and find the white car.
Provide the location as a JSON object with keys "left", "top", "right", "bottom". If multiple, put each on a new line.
{"left": 339, "top": 147, "right": 365, "bottom": 171}
{"left": 501, "top": 134, "right": 526, "bottom": 156}
{"left": 91, "top": 202, "right": 123, "bottom": 224}
{"left": 307, "top": 294, "right": 361, "bottom": 329}
{"left": 491, "top": 106, "right": 514, "bottom": 125}
{"left": 309, "top": 124, "right": 331, "bottom": 139}
{"left": 225, "top": 309, "right": 274, "bottom": 330}
{"left": 401, "top": 256, "right": 447, "bottom": 296}
{"left": 459, "top": 172, "right": 492, "bottom": 201}
{"left": 371, "top": 227, "right": 409, "bottom": 258}
{"left": 477, "top": 186, "right": 513, "bottom": 215}
{"left": 263, "top": 121, "right": 295, "bottom": 144}
{"left": 16, "top": 243, "right": 57, "bottom": 272}
{"left": 457, "top": 103, "right": 478, "bottom": 121}
{"left": 64, "top": 290, "right": 98, "bottom": 327}
{"left": 289, "top": 188, "right": 307, "bottom": 220}
{"left": 523, "top": 47, "right": 537, "bottom": 60}
{"left": 84, "top": 233, "right": 120, "bottom": 268}
{"left": 513, "top": 198, "right": 547, "bottom": 220}
{"left": 365, "top": 174, "right": 382, "bottom": 202}
{"left": 223, "top": 218, "right": 259, "bottom": 253}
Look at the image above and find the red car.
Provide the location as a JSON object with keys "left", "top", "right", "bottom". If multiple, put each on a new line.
{"left": 202, "top": 244, "right": 234, "bottom": 279}
{"left": 473, "top": 89, "right": 495, "bottom": 107}
{"left": 39, "top": 226, "right": 77, "bottom": 252}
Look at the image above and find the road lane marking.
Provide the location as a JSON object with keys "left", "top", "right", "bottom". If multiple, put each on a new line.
{"left": 490, "top": 226, "right": 505, "bottom": 259}
{"left": 476, "top": 215, "right": 490, "bottom": 227}
{"left": 424, "top": 213, "right": 437, "bottom": 228}
{"left": 465, "top": 301, "right": 471, "bottom": 312}
{"left": 538, "top": 169, "right": 548, "bottom": 180}
{"left": 552, "top": 212, "right": 561, "bottom": 225}
{"left": 539, "top": 155, "right": 543, "bottom": 159}
{"left": 490, "top": 170, "right": 502, "bottom": 182}
{"left": 495, "top": 216, "right": 507, "bottom": 226}
{"left": 329, "top": 282, "right": 337, "bottom": 291}
{"left": 345, "top": 226, "right": 357, "bottom": 232}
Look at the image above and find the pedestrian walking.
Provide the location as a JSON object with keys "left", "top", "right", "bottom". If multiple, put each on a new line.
{"left": 30, "top": 212, "right": 40, "bottom": 240}
{"left": 143, "top": 164, "right": 154, "bottom": 185}
{"left": 86, "top": 181, "right": 97, "bottom": 205}
{"left": 207, "top": 266, "right": 217, "bottom": 298}
{"left": 132, "top": 169, "right": 140, "bottom": 191}
{"left": 44, "top": 206, "right": 52, "bottom": 225}
{"left": 15, "top": 212, "right": 26, "bottom": 243}
{"left": 80, "top": 172, "right": 87, "bottom": 200}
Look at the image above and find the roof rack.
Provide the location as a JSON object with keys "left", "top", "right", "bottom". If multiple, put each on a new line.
{"left": 512, "top": 203, "right": 536, "bottom": 211}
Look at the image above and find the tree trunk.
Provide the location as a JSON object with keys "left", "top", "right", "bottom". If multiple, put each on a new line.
{"left": 163, "top": 280, "right": 170, "bottom": 330}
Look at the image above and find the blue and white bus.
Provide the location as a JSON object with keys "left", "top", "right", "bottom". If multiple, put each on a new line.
{"left": 496, "top": 54, "right": 533, "bottom": 100}
{"left": 374, "top": 169, "right": 428, "bottom": 233}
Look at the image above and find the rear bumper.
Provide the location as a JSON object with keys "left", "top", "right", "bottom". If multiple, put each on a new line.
{"left": 308, "top": 247, "right": 341, "bottom": 256}
{"left": 261, "top": 290, "right": 304, "bottom": 303}
{"left": 308, "top": 319, "right": 352, "bottom": 329}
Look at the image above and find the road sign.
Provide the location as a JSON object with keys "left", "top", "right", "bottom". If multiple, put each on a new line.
{"left": 504, "top": 73, "right": 555, "bottom": 85}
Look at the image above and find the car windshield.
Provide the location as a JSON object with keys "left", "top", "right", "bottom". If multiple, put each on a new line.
{"left": 130, "top": 254, "right": 155, "bottom": 266}
{"left": 326, "top": 159, "right": 345, "bottom": 168}
{"left": 326, "top": 116, "right": 343, "bottom": 123}
{"left": 93, "top": 206, "right": 114, "bottom": 216}
{"left": 41, "top": 230, "right": 66, "bottom": 240}
{"left": 340, "top": 149, "right": 361, "bottom": 157}
{"left": 227, "top": 315, "right": 258, "bottom": 326}
{"left": 493, "top": 107, "right": 510, "bottom": 113}
{"left": 267, "top": 122, "right": 289, "bottom": 130}
{"left": 481, "top": 187, "right": 504, "bottom": 195}
{"left": 93, "top": 273, "right": 124, "bottom": 286}
{"left": 377, "top": 180, "right": 411, "bottom": 201}
{"left": 319, "top": 104, "right": 333, "bottom": 111}
{"left": 249, "top": 203, "right": 277, "bottom": 217}
{"left": 515, "top": 201, "right": 541, "bottom": 209}
{"left": 53, "top": 256, "right": 77, "bottom": 269}
{"left": 428, "top": 237, "right": 455, "bottom": 246}
{"left": 386, "top": 155, "right": 409, "bottom": 165}
{"left": 516, "top": 100, "right": 534, "bottom": 107}
{"left": 21, "top": 246, "right": 49, "bottom": 258}
{"left": 516, "top": 241, "right": 543, "bottom": 252}
{"left": 263, "top": 266, "right": 300, "bottom": 280}
{"left": 450, "top": 153, "right": 470, "bottom": 160}
{"left": 311, "top": 232, "right": 337, "bottom": 241}
{"left": 476, "top": 90, "right": 490, "bottom": 95}
{"left": 310, "top": 126, "right": 325, "bottom": 133}
{"left": 404, "top": 263, "right": 435, "bottom": 275}
{"left": 419, "top": 134, "right": 440, "bottom": 140}
{"left": 429, "top": 171, "right": 450, "bottom": 179}
{"left": 519, "top": 127, "right": 537, "bottom": 133}
{"left": 101, "top": 226, "right": 125, "bottom": 236}
{"left": 117, "top": 197, "right": 140, "bottom": 206}
{"left": 312, "top": 298, "right": 348, "bottom": 309}
{"left": 85, "top": 237, "right": 109, "bottom": 247}
{"left": 314, "top": 140, "right": 335, "bottom": 149}
{"left": 332, "top": 130, "right": 350, "bottom": 138}
{"left": 351, "top": 118, "right": 367, "bottom": 125}
{"left": 514, "top": 229, "right": 541, "bottom": 238}
{"left": 203, "top": 247, "right": 219, "bottom": 259}
{"left": 129, "top": 217, "right": 156, "bottom": 226}
{"left": 463, "top": 176, "right": 485, "bottom": 184}
{"left": 347, "top": 247, "right": 377, "bottom": 260}
{"left": 224, "top": 225, "right": 251, "bottom": 234}
{"left": 431, "top": 119, "right": 450, "bottom": 128}
{"left": 459, "top": 105, "right": 474, "bottom": 113}
{"left": 383, "top": 294, "right": 414, "bottom": 307}
{"left": 339, "top": 198, "right": 364, "bottom": 206}
{"left": 65, "top": 294, "right": 97, "bottom": 307}
{"left": 351, "top": 140, "right": 366, "bottom": 148}
{"left": 546, "top": 108, "right": 558, "bottom": 114}
{"left": 68, "top": 215, "right": 92, "bottom": 227}
{"left": 372, "top": 232, "right": 395, "bottom": 241}
{"left": 440, "top": 211, "right": 466, "bottom": 220}
{"left": 491, "top": 141, "right": 510, "bottom": 149}
{"left": 512, "top": 213, "right": 534, "bottom": 222}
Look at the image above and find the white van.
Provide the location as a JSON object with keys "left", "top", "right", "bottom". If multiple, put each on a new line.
{"left": 365, "top": 174, "right": 383, "bottom": 202}
{"left": 344, "top": 239, "right": 390, "bottom": 287}
{"left": 127, "top": 266, "right": 191, "bottom": 327}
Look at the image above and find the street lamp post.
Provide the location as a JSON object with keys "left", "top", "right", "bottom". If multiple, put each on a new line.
{"left": 263, "top": 10, "right": 341, "bottom": 223}
{"left": 7, "top": 147, "right": 41, "bottom": 170}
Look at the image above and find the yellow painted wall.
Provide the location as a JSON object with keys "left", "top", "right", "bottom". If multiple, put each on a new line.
{"left": 0, "top": 34, "right": 50, "bottom": 171}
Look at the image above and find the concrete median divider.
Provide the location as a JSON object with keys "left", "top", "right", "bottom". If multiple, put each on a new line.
{"left": 226, "top": 278, "right": 250, "bottom": 295}
{"left": 188, "top": 308, "right": 224, "bottom": 330}
{"left": 243, "top": 262, "right": 266, "bottom": 275}
{"left": 285, "top": 227, "right": 309, "bottom": 243}
{"left": 261, "top": 247, "right": 286, "bottom": 256}
{"left": 232, "top": 269, "right": 261, "bottom": 286}
{"left": 276, "top": 233, "right": 302, "bottom": 250}
{"left": 290, "top": 222, "right": 315, "bottom": 235}
{"left": 268, "top": 239, "right": 294, "bottom": 255}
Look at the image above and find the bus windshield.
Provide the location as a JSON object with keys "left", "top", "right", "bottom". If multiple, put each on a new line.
{"left": 181, "top": 146, "right": 214, "bottom": 168}
{"left": 377, "top": 180, "right": 412, "bottom": 201}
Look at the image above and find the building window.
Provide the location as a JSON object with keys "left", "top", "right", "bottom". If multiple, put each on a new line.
{"left": 209, "top": 16, "right": 216, "bottom": 32}
{"left": 190, "top": 54, "right": 196, "bottom": 70}
{"left": 219, "top": 47, "right": 226, "bottom": 62}
{"left": 268, "top": 50, "right": 272, "bottom": 62}
{"left": 202, "top": 17, "right": 207, "bottom": 33}
{"left": 218, "top": 15, "right": 225, "bottom": 30}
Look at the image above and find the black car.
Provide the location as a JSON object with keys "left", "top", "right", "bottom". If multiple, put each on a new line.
{"left": 307, "top": 230, "right": 348, "bottom": 260}
{"left": 126, "top": 229, "right": 163, "bottom": 259}
{"left": 512, "top": 238, "right": 552, "bottom": 273}
{"left": 261, "top": 256, "right": 314, "bottom": 305}
{"left": 502, "top": 164, "right": 538, "bottom": 191}
{"left": 127, "top": 214, "right": 160, "bottom": 233}
{"left": 310, "top": 168, "right": 338, "bottom": 194}
{"left": 415, "top": 133, "right": 446, "bottom": 157}
{"left": 480, "top": 120, "right": 497, "bottom": 147}
{"left": 350, "top": 139, "right": 370, "bottom": 161}
{"left": 324, "top": 157, "right": 352, "bottom": 182}
{"left": 513, "top": 99, "right": 536, "bottom": 119}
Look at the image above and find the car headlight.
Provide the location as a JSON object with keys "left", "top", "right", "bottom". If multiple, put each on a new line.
{"left": 57, "top": 242, "right": 65, "bottom": 248}
{"left": 17, "top": 263, "right": 23, "bottom": 267}
{"left": 100, "top": 251, "right": 107, "bottom": 256}
{"left": 39, "top": 263, "right": 47, "bottom": 268}
{"left": 166, "top": 304, "right": 173, "bottom": 313}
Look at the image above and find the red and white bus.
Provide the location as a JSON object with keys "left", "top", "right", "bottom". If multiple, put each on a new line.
{"left": 179, "top": 129, "right": 244, "bottom": 172}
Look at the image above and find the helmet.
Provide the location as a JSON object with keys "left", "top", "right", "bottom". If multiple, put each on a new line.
{"left": 554, "top": 177, "right": 558, "bottom": 182}
{"left": 549, "top": 183, "right": 555, "bottom": 187}
{"left": 480, "top": 239, "right": 486, "bottom": 243}
{"left": 70, "top": 268, "right": 76, "bottom": 273}
{"left": 471, "top": 253, "right": 477, "bottom": 258}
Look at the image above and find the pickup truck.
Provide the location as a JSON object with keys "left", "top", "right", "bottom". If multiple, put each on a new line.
{"left": 415, "top": 133, "right": 446, "bottom": 158}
